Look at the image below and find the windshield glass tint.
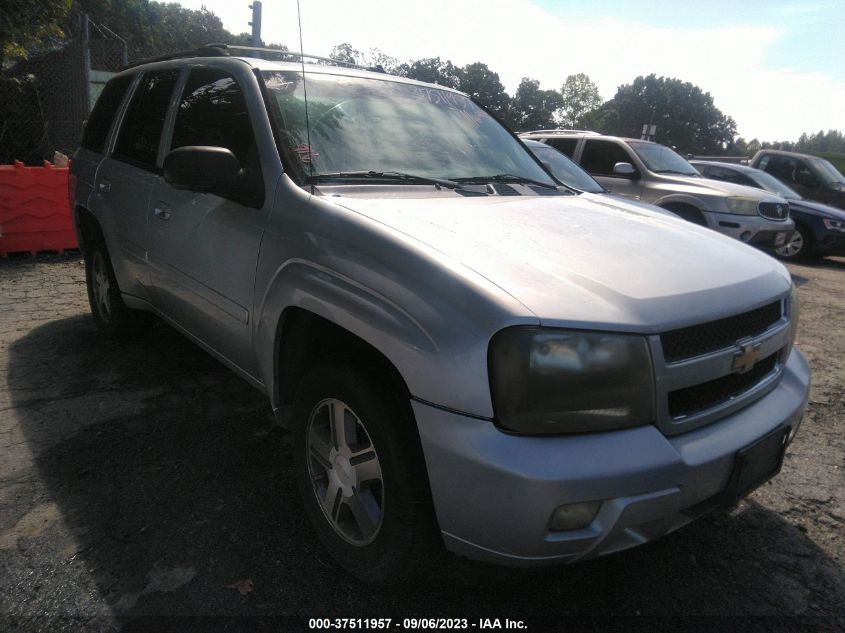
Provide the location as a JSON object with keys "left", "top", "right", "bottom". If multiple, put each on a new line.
{"left": 262, "top": 71, "right": 554, "bottom": 184}
{"left": 751, "top": 170, "right": 801, "bottom": 199}
{"left": 810, "top": 157, "right": 845, "bottom": 185}
{"left": 529, "top": 145, "right": 604, "bottom": 192}
{"left": 628, "top": 141, "right": 699, "bottom": 175}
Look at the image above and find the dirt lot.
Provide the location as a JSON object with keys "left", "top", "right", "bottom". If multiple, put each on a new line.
{"left": 0, "top": 252, "right": 843, "bottom": 632}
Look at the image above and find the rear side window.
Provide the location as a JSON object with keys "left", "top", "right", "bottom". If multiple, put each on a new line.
{"left": 171, "top": 68, "right": 256, "bottom": 167}
{"left": 81, "top": 74, "right": 134, "bottom": 153}
{"left": 580, "top": 140, "right": 634, "bottom": 176}
{"left": 547, "top": 137, "right": 578, "bottom": 157}
{"left": 113, "top": 69, "right": 180, "bottom": 170}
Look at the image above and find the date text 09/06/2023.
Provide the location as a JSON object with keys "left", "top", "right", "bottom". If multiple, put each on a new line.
{"left": 308, "top": 618, "right": 528, "bottom": 630}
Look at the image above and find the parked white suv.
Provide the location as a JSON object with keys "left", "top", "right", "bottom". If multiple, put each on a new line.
{"left": 70, "top": 46, "right": 809, "bottom": 582}
{"left": 520, "top": 130, "right": 794, "bottom": 247}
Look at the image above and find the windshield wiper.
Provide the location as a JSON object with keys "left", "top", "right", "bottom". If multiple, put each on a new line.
{"left": 307, "top": 171, "right": 463, "bottom": 190}
{"left": 452, "top": 174, "right": 558, "bottom": 190}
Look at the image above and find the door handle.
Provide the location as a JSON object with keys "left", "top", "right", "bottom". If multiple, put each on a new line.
{"left": 154, "top": 203, "right": 171, "bottom": 221}
{"left": 97, "top": 179, "right": 111, "bottom": 193}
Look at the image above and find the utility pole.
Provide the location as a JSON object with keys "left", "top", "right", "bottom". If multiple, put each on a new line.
{"left": 249, "top": 2, "right": 263, "bottom": 47}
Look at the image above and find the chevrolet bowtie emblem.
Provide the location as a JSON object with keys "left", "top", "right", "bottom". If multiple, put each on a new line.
{"left": 732, "top": 341, "right": 762, "bottom": 374}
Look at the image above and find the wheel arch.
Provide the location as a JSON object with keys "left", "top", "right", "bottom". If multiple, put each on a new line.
{"left": 272, "top": 306, "right": 412, "bottom": 417}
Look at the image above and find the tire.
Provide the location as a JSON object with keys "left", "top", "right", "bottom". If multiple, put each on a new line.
{"left": 84, "top": 237, "right": 154, "bottom": 340}
{"left": 291, "top": 359, "right": 441, "bottom": 583}
{"left": 774, "top": 224, "right": 813, "bottom": 261}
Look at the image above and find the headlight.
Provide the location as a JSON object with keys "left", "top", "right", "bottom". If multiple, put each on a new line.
{"left": 725, "top": 196, "right": 760, "bottom": 215}
{"left": 488, "top": 327, "right": 654, "bottom": 434}
{"left": 823, "top": 218, "right": 845, "bottom": 232}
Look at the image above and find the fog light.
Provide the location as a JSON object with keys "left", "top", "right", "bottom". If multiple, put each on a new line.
{"left": 740, "top": 231, "right": 752, "bottom": 242}
{"left": 550, "top": 501, "right": 602, "bottom": 531}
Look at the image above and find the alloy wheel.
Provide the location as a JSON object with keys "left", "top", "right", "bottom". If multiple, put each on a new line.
{"left": 306, "top": 398, "right": 384, "bottom": 546}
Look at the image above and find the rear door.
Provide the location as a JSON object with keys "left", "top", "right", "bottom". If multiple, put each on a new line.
{"left": 93, "top": 68, "right": 181, "bottom": 301}
{"left": 148, "top": 65, "right": 267, "bottom": 375}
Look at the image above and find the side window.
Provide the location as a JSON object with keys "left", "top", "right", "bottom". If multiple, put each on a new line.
{"left": 171, "top": 68, "right": 257, "bottom": 167}
{"left": 81, "top": 74, "right": 134, "bottom": 153}
{"left": 757, "top": 155, "right": 770, "bottom": 172}
{"left": 113, "top": 70, "right": 180, "bottom": 170}
{"left": 547, "top": 138, "right": 578, "bottom": 157}
{"left": 579, "top": 140, "right": 634, "bottom": 176}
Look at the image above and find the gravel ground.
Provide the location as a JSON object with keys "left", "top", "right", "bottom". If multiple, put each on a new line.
{"left": 0, "top": 252, "right": 843, "bottom": 633}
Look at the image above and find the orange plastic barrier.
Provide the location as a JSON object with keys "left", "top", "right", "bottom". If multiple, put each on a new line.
{"left": 0, "top": 161, "right": 77, "bottom": 256}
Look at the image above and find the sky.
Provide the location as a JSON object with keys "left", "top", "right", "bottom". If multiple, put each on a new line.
{"left": 176, "top": 0, "right": 845, "bottom": 142}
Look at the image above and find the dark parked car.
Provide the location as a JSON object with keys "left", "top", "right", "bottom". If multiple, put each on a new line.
{"left": 693, "top": 160, "right": 845, "bottom": 260}
{"left": 750, "top": 149, "right": 845, "bottom": 211}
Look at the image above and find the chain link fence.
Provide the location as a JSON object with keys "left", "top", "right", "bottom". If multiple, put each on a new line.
{"left": 0, "top": 12, "right": 127, "bottom": 165}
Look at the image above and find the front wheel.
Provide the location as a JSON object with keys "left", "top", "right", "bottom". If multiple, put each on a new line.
{"left": 85, "top": 239, "right": 153, "bottom": 340}
{"left": 774, "top": 225, "right": 813, "bottom": 261}
{"left": 291, "top": 360, "right": 441, "bottom": 583}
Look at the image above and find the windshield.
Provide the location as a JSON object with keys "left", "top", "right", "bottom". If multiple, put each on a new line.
{"left": 809, "top": 157, "right": 845, "bottom": 186}
{"left": 750, "top": 170, "right": 801, "bottom": 199}
{"left": 628, "top": 141, "right": 699, "bottom": 176}
{"left": 262, "top": 71, "right": 554, "bottom": 186}
{"left": 528, "top": 144, "right": 604, "bottom": 193}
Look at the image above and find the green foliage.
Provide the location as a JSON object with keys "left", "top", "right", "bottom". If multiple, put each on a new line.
{"left": 400, "top": 57, "right": 460, "bottom": 89}
{"left": 506, "top": 77, "right": 563, "bottom": 132}
{"left": 0, "top": 0, "right": 72, "bottom": 66}
{"left": 329, "top": 43, "right": 401, "bottom": 74}
{"left": 76, "top": 0, "right": 283, "bottom": 61}
{"left": 584, "top": 74, "right": 737, "bottom": 154}
{"left": 453, "top": 62, "right": 509, "bottom": 120}
{"left": 558, "top": 73, "right": 601, "bottom": 128}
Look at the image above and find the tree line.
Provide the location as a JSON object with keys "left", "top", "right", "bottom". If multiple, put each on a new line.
{"left": 3, "top": 0, "right": 842, "bottom": 157}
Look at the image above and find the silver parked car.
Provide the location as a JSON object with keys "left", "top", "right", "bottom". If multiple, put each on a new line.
{"left": 520, "top": 130, "right": 794, "bottom": 248}
{"left": 71, "top": 45, "right": 810, "bottom": 582}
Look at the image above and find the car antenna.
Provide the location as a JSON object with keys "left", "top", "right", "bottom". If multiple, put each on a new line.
{"left": 296, "top": 0, "right": 315, "bottom": 189}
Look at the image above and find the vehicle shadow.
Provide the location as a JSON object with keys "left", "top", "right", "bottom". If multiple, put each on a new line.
{"left": 7, "top": 315, "right": 845, "bottom": 625}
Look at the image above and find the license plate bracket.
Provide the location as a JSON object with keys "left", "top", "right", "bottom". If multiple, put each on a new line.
{"left": 722, "top": 427, "right": 790, "bottom": 507}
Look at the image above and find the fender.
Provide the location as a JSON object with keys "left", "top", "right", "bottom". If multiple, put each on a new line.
{"left": 254, "top": 258, "right": 439, "bottom": 411}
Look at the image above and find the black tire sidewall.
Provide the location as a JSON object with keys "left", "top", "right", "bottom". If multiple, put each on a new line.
{"left": 776, "top": 225, "right": 812, "bottom": 261}
{"left": 291, "top": 361, "right": 439, "bottom": 583}
{"left": 84, "top": 238, "right": 152, "bottom": 340}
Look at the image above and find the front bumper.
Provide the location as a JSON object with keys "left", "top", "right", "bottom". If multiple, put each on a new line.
{"left": 414, "top": 348, "right": 810, "bottom": 566}
{"left": 702, "top": 212, "right": 793, "bottom": 245}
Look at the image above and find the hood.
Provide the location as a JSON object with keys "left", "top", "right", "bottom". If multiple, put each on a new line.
{"left": 789, "top": 198, "right": 845, "bottom": 219}
{"left": 663, "top": 174, "right": 787, "bottom": 201}
{"left": 331, "top": 192, "right": 791, "bottom": 332}
{"left": 581, "top": 191, "right": 680, "bottom": 218}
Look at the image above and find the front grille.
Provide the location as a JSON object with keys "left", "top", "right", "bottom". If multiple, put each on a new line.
{"left": 661, "top": 301, "right": 782, "bottom": 362}
{"left": 668, "top": 353, "right": 779, "bottom": 419}
{"left": 758, "top": 201, "right": 790, "bottom": 221}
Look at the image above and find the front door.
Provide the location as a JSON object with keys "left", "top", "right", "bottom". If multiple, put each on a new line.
{"left": 148, "top": 66, "right": 267, "bottom": 376}
{"left": 579, "top": 139, "right": 643, "bottom": 200}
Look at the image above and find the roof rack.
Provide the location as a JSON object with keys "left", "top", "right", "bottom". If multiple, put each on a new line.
{"left": 122, "top": 42, "right": 377, "bottom": 72}
{"left": 519, "top": 129, "right": 601, "bottom": 136}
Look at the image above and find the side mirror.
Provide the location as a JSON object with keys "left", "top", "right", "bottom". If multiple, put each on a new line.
{"left": 163, "top": 146, "right": 244, "bottom": 195}
{"left": 613, "top": 162, "right": 636, "bottom": 177}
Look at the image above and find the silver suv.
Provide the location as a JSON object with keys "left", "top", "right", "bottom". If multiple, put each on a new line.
{"left": 520, "top": 130, "right": 794, "bottom": 247}
{"left": 71, "top": 46, "right": 810, "bottom": 582}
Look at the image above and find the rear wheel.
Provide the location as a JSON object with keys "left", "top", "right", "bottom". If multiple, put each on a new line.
{"left": 291, "top": 359, "right": 441, "bottom": 583}
{"left": 85, "top": 238, "right": 153, "bottom": 340}
{"left": 774, "top": 224, "right": 813, "bottom": 261}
